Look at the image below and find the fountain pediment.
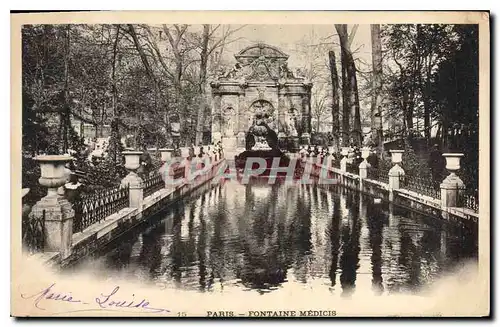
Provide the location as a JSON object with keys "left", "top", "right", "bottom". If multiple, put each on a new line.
{"left": 214, "top": 43, "right": 306, "bottom": 84}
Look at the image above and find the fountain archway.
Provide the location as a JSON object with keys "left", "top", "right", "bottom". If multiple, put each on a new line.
{"left": 248, "top": 99, "right": 276, "bottom": 131}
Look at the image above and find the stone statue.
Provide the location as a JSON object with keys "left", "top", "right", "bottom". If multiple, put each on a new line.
{"left": 224, "top": 62, "right": 242, "bottom": 79}
{"left": 295, "top": 68, "right": 306, "bottom": 79}
{"left": 216, "top": 66, "right": 227, "bottom": 79}
{"left": 245, "top": 113, "right": 280, "bottom": 152}
{"left": 279, "top": 62, "right": 294, "bottom": 79}
{"left": 245, "top": 132, "right": 256, "bottom": 151}
{"left": 287, "top": 113, "right": 298, "bottom": 137}
{"left": 223, "top": 107, "right": 235, "bottom": 136}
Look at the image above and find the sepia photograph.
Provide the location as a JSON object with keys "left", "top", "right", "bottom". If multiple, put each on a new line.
{"left": 11, "top": 11, "right": 490, "bottom": 317}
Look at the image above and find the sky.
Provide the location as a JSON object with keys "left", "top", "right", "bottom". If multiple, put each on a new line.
{"left": 219, "top": 24, "right": 373, "bottom": 72}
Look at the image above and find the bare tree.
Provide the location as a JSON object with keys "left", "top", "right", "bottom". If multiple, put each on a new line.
{"left": 194, "top": 25, "right": 210, "bottom": 145}
{"left": 191, "top": 25, "right": 246, "bottom": 145}
{"left": 127, "top": 24, "right": 169, "bottom": 147}
{"left": 328, "top": 50, "right": 340, "bottom": 152}
{"left": 370, "top": 24, "right": 384, "bottom": 155}
{"left": 335, "top": 24, "right": 362, "bottom": 146}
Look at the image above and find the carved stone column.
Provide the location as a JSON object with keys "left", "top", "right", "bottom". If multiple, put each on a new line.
{"left": 211, "top": 85, "right": 222, "bottom": 143}
{"left": 277, "top": 80, "right": 287, "bottom": 144}
{"left": 237, "top": 81, "right": 247, "bottom": 148}
{"left": 301, "top": 93, "right": 311, "bottom": 144}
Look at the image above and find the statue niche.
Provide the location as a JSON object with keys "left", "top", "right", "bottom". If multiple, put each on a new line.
{"left": 248, "top": 100, "right": 276, "bottom": 131}
{"left": 223, "top": 106, "right": 236, "bottom": 137}
{"left": 287, "top": 108, "right": 300, "bottom": 137}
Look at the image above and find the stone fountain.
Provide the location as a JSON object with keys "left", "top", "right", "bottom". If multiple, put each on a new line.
{"left": 234, "top": 113, "right": 290, "bottom": 173}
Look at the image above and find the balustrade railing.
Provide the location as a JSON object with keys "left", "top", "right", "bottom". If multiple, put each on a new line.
{"left": 331, "top": 158, "right": 341, "bottom": 169}
{"left": 172, "top": 162, "right": 186, "bottom": 181}
{"left": 346, "top": 163, "right": 359, "bottom": 175}
{"left": 463, "top": 190, "right": 479, "bottom": 213}
{"left": 367, "top": 166, "right": 390, "bottom": 184}
{"left": 399, "top": 174, "right": 441, "bottom": 199}
{"left": 143, "top": 173, "right": 164, "bottom": 198}
{"left": 22, "top": 210, "right": 45, "bottom": 254}
{"left": 73, "top": 185, "right": 129, "bottom": 233}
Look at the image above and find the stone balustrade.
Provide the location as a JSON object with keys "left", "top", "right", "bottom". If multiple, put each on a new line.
{"left": 25, "top": 148, "right": 226, "bottom": 263}
{"left": 308, "top": 146, "right": 478, "bottom": 221}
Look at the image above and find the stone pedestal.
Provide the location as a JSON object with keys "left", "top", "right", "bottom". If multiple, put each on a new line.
{"left": 31, "top": 194, "right": 74, "bottom": 258}
{"left": 121, "top": 172, "right": 143, "bottom": 210}
{"left": 326, "top": 154, "right": 335, "bottom": 168}
{"left": 388, "top": 165, "right": 404, "bottom": 189}
{"left": 29, "top": 155, "right": 74, "bottom": 258}
{"left": 301, "top": 133, "right": 311, "bottom": 145}
{"left": 440, "top": 153, "right": 465, "bottom": 208}
{"left": 340, "top": 147, "right": 350, "bottom": 173}
{"left": 359, "top": 161, "right": 369, "bottom": 179}
{"left": 237, "top": 132, "right": 246, "bottom": 148}
{"left": 222, "top": 137, "right": 237, "bottom": 151}
{"left": 121, "top": 151, "right": 144, "bottom": 210}
{"left": 289, "top": 136, "right": 299, "bottom": 152}
{"left": 159, "top": 148, "right": 174, "bottom": 163}
{"left": 440, "top": 174, "right": 465, "bottom": 208}
{"left": 359, "top": 147, "right": 371, "bottom": 179}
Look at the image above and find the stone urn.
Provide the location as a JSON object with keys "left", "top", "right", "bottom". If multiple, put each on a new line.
{"left": 35, "top": 154, "right": 74, "bottom": 198}
{"left": 341, "top": 147, "right": 350, "bottom": 157}
{"left": 361, "top": 147, "right": 371, "bottom": 161}
{"left": 180, "top": 147, "right": 190, "bottom": 159}
{"left": 123, "top": 151, "right": 142, "bottom": 171}
{"left": 441, "top": 153, "right": 465, "bottom": 186}
{"left": 121, "top": 151, "right": 143, "bottom": 187}
{"left": 443, "top": 153, "right": 464, "bottom": 172}
{"left": 159, "top": 148, "right": 174, "bottom": 162}
{"left": 390, "top": 149, "right": 404, "bottom": 164}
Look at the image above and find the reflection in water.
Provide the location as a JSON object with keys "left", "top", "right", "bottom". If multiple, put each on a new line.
{"left": 75, "top": 179, "right": 478, "bottom": 297}
{"left": 366, "top": 198, "right": 385, "bottom": 294}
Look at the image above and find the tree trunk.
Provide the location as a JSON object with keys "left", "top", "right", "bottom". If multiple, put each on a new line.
{"left": 328, "top": 50, "right": 340, "bottom": 152}
{"left": 59, "top": 24, "right": 72, "bottom": 153}
{"left": 336, "top": 24, "right": 362, "bottom": 146}
{"left": 195, "top": 25, "right": 210, "bottom": 145}
{"left": 128, "top": 24, "right": 171, "bottom": 146}
{"left": 163, "top": 25, "right": 187, "bottom": 141}
{"left": 423, "top": 54, "right": 432, "bottom": 145}
{"left": 110, "top": 24, "right": 121, "bottom": 164}
{"left": 349, "top": 61, "right": 362, "bottom": 146}
{"left": 336, "top": 25, "right": 350, "bottom": 147}
{"left": 370, "top": 24, "right": 384, "bottom": 156}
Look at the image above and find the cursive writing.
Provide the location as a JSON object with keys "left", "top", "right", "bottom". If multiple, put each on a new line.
{"left": 95, "top": 286, "right": 170, "bottom": 313}
{"left": 21, "top": 283, "right": 82, "bottom": 310}
{"left": 21, "top": 283, "right": 170, "bottom": 314}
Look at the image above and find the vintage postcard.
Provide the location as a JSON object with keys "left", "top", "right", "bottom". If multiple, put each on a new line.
{"left": 11, "top": 11, "right": 490, "bottom": 317}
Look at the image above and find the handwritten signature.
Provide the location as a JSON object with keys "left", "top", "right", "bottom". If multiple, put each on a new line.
{"left": 20, "top": 283, "right": 170, "bottom": 314}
